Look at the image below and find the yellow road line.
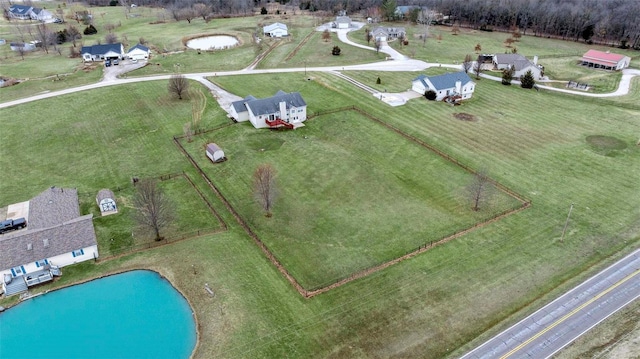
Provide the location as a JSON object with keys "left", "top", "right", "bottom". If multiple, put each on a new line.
{"left": 500, "top": 267, "right": 640, "bottom": 359}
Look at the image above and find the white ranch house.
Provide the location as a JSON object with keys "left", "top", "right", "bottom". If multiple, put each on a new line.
{"left": 81, "top": 43, "right": 125, "bottom": 62}
{"left": 580, "top": 49, "right": 631, "bottom": 71}
{"left": 127, "top": 44, "right": 150, "bottom": 60}
{"left": 412, "top": 72, "right": 475, "bottom": 102}
{"left": 263, "top": 23, "right": 288, "bottom": 37}
{"left": 8, "top": 4, "right": 54, "bottom": 22}
{"left": 493, "top": 54, "right": 544, "bottom": 80}
{"left": 0, "top": 187, "right": 98, "bottom": 297}
{"left": 229, "top": 91, "right": 307, "bottom": 129}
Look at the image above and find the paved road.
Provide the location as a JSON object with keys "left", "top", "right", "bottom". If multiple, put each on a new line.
{"left": 460, "top": 248, "right": 640, "bottom": 359}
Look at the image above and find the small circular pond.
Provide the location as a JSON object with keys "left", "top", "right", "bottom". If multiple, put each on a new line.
{"left": 186, "top": 35, "right": 239, "bottom": 50}
{"left": 0, "top": 270, "right": 196, "bottom": 359}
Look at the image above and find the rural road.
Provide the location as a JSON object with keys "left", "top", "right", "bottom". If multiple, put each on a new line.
{"left": 2, "top": 25, "right": 637, "bottom": 110}
{"left": 460, "top": 248, "right": 640, "bottom": 359}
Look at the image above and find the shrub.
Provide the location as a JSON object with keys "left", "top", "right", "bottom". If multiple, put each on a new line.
{"left": 376, "top": 77, "right": 381, "bottom": 84}
{"left": 331, "top": 46, "right": 341, "bottom": 56}
{"left": 520, "top": 70, "right": 535, "bottom": 89}
{"left": 83, "top": 24, "right": 97, "bottom": 35}
{"left": 425, "top": 90, "right": 437, "bottom": 100}
{"left": 260, "top": 7, "right": 267, "bottom": 15}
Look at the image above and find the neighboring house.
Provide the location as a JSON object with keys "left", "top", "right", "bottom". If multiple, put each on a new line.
{"left": 0, "top": 187, "right": 98, "bottom": 296}
{"left": 493, "top": 53, "right": 543, "bottom": 80}
{"left": 96, "top": 189, "right": 117, "bottom": 216}
{"left": 333, "top": 16, "right": 351, "bottom": 29}
{"left": 263, "top": 23, "right": 288, "bottom": 37}
{"left": 580, "top": 49, "right": 631, "bottom": 71}
{"left": 127, "top": 43, "right": 150, "bottom": 60}
{"left": 8, "top": 4, "right": 53, "bottom": 21}
{"left": 229, "top": 90, "right": 307, "bottom": 129}
{"left": 81, "top": 43, "right": 125, "bottom": 62}
{"left": 371, "top": 27, "right": 406, "bottom": 42}
{"left": 412, "top": 71, "right": 475, "bottom": 101}
{"left": 9, "top": 42, "right": 36, "bottom": 52}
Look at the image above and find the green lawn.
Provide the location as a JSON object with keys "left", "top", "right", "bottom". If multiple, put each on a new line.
{"left": 1, "top": 22, "right": 640, "bottom": 359}
{"left": 181, "top": 110, "right": 522, "bottom": 289}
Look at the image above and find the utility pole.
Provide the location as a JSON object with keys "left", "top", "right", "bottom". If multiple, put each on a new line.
{"left": 560, "top": 203, "right": 574, "bottom": 242}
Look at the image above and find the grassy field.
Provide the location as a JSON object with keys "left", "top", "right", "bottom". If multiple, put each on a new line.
{"left": 1, "top": 13, "right": 640, "bottom": 359}
{"left": 180, "top": 109, "right": 522, "bottom": 289}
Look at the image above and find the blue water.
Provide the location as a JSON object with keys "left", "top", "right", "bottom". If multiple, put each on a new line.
{"left": 0, "top": 270, "right": 196, "bottom": 359}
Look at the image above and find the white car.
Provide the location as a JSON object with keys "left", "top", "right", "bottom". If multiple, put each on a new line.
{"left": 131, "top": 59, "right": 138, "bottom": 63}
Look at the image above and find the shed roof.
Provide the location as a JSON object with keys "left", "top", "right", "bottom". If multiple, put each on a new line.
{"left": 582, "top": 49, "right": 627, "bottom": 65}
{"left": 245, "top": 91, "right": 306, "bottom": 116}
{"left": 96, "top": 189, "right": 115, "bottom": 203}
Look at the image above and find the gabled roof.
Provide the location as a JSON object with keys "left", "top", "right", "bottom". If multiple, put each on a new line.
{"left": 336, "top": 16, "right": 351, "bottom": 24}
{"left": 245, "top": 91, "right": 306, "bottom": 116}
{"left": 494, "top": 53, "right": 528, "bottom": 65}
{"left": 28, "top": 187, "right": 80, "bottom": 230}
{"left": 413, "top": 72, "right": 473, "bottom": 91}
{"left": 582, "top": 49, "right": 627, "bottom": 65}
{"left": 0, "top": 214, "right": 96, "bottom": 270}
{"left": 81, "top": 43, "right": 123, "bottom": 56}
{"left": 9, "top": 5, "right": 34, "bottom": 15}
{"left": 372, "top": 27, "right": 406, "bottom": 36}
{"left": 128, "top": 44, "right": 149, "bottom": 53}
{"left": 263, "top": 22, "right": 288, "bottom": 33}
{"left": 231, "top": 95, "right": 257, "bottom": 113}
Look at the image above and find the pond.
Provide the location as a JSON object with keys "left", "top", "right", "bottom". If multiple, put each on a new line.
{"left": 0, "top": 270, "right": 196, "bottom": 359}
{"left": 186, "top": 35, "right": 239, "bottom": 50}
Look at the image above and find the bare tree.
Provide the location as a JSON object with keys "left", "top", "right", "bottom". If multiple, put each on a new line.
{"left": 473, "top": 60, "right": 482, "bottom": 80}
{"left": 193, "top": 3, "right": 212, "bottom": 21}
{"left": 474, "top": 43, "right": 482, "bottom": 53}
{"left": 179, "top": 8, "right": 197, "bottom": 23}
{"left": 168, "top": 74, "right": 189, "bottom": 100}
{"left": 105, "top": 32, "right": 118, "bottom": 44}
{"left": 374, "top": 39, "right": 381, "bottom": 53}
{"left": 365, "top": 28, "right": 371, "bottom": 44}
{"left": 467, "top": 170, "right": 492, "bottom": 211}
{"left": 322, "top": 29, "right": 331, "bottom": 42}
{"left": 254, "top": 164, "right": 277, "bottom": 217}
{"left": 67, "top": 25, "right": 81, "bottom": 47}
{"left": 133, "top": 179, "right": 175, "bottom": 241}
{"left": 462, "top": 54, "right": 473, "bottom": 73}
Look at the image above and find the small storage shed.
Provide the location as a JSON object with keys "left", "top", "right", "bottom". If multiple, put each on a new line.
{"left": 96, "top": 189, "right": 118, "bottom": 216}
{"left": 206, "top": 143, "right": 225, "bottom": 163}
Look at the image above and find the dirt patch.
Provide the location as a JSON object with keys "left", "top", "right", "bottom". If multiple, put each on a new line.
{"left": 586, "top": 135, "right": 627, "bottom": 157}
{"left": 453, "top": 113, "right": 477, "bottom": 122}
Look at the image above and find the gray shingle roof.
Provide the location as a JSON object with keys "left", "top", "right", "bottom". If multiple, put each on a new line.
{"left": 414, "top": 72, "right": 473, "bottom": 91}
{"left": 81, "top": 43, "right": 123, "bottom": 56}
{"left": 231, "top": 95, "right": 257, "bottom": 113}
{"left": 29, "top": 187, "right": 80, "bottom": 229}
{"left": 336, "top": 16, "right": 351, "bottom": 24}
{"left": 494, "top": 54, "right": 527, "bottom": 65}
{"left": 0, "top": 214, "right": 96, "bottom": 270}
{"left": 128, "top": 44, "right": 149, "bottom": 53}
{"left": 9, "top": 5, "right": 33, "bottom": 14}
{"left": 245, "top": 91, "right": 306, "bottom": 116}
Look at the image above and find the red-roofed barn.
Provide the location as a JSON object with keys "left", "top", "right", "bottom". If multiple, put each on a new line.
{"left": 580, "top": 50, "right": 631, "bottom": 71}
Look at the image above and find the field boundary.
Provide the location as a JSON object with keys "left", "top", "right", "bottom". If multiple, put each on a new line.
{"left": 179, "top": 107, "right": 531, "bottom": 298}
{"left": 97, "top": 171, "right": 227, "bottom": 261}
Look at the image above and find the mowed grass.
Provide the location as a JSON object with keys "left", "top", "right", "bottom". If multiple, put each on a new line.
{"left": 181, "top": 111, "right": 521, "bottom": 289}
{"left": 1, "top": 46, "right": 640, "bottom": 359}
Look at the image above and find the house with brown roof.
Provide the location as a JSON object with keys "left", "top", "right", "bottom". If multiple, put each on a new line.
{"left": 580, "top": 49, "right": 631, "bottom": 71}
{"left": 1, "top": 187, "right": 98, "bottom": 296}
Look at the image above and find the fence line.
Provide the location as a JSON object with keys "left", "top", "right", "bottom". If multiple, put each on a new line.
{"left": 174, "top": 106, "right": 531, "bottom": 298}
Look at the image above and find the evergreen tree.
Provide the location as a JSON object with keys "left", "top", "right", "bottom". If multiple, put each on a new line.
{"left": 501, "top": 66, "right": 514, "bottom": 85}
{"left": 520, "top": 70, "right": 535, "bottom": 89}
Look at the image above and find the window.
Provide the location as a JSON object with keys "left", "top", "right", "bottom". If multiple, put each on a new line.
{"left": 72, "top": 249, "right": 85, "bottom": 257}
{"left": 43, "top": 238, "right": 49, "bottom": 247}
{"left": 27, "top": 243, "right": 33, "bottom": 251}
{"left": 35, "top": 259, "right": 49, "bottom": 268}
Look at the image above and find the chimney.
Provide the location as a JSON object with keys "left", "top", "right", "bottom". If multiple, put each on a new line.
{"left": 455, "top": 80, "right": 461, "bottom": 94}
{"left": 533, "top": 55, "right": 538, "bottom": 65}
{"left": 279, "top": 101, "right": 287, "bottom": 121}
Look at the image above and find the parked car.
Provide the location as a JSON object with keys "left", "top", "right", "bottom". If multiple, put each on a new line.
{"left": 113, "top": 59, "right": 119, "bottom": 65}
{"left": 53, "top": 18, "right": 63, "bottom": 24}
{"left": 0, "top": 218, "right": 27, "bottom": 234}
{"left": 105, "top": 59, "right": 111, "bottom": 67}
{"left": 131, "top": 58, "right": 138, "bottom": 63}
